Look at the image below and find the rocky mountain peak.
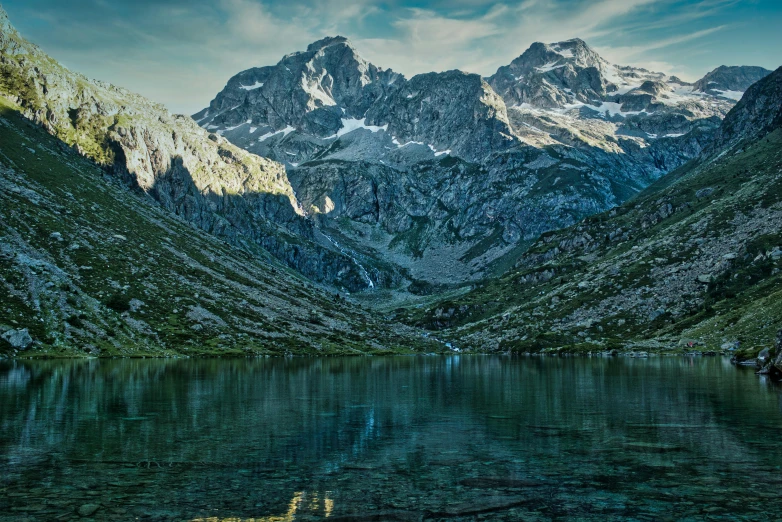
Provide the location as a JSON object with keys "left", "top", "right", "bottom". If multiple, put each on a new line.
{"left": 488, "top": 37, "right": 614, "bottom": 108}
{"left": 195, "top": 34, "right": 403, "bottom": 138}
{"left": 306, "top": 35, "right": 354, "bottom": 53}
{"left": 711, "top": 65, "right": 782, "bottom": 151}
{"left": 507, "top": 38, "right": 603, "bottom": 73}
{"left": 0, "top": 5, "right": 30, "bottom": 50}
{"left": 548, "top": 38, "right": 603, "bottom": 66}
{"left": 694, "top": 65, "right": 773, "bottom": 97}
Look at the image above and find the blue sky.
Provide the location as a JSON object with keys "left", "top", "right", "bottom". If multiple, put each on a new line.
{"left": 3, "top": 0, "right": 780, "bottom": 114}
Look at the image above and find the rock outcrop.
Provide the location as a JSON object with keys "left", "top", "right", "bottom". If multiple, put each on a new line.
{"left": 1, "top": 328, "right": 32, "bottom": 350}
{"left": 754, "top": 329, "right": 782, "bottom": 380}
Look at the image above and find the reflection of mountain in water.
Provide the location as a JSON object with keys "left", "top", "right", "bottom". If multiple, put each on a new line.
{"left": 1, "top": 357, "right": 781, "bottom": 520}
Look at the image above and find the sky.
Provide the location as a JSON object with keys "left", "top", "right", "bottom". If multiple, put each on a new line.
{"left": 3, "top": 0, "right": 781, "bottom": 115}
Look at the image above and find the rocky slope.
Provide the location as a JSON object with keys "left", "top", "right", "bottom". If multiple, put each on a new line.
{"left": 0, "top": 95, "right": 438, "bottom": 357}
{"left": 0, "top": 9, "right": 380, "bottom": 292}
{"left": 405, "top": 67, "right": 782, "bottom": 357}
{"left": 199, "top": 36, "right": 770, "bottom": 291}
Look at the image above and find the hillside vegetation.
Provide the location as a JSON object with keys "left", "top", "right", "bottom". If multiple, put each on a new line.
{"left": 406, "top": 69, "right": 782, "bottom": 358}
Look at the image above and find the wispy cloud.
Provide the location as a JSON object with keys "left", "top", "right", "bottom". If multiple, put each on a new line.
{"left": 596, "top": 25, "right": 728, "bottom": 66}
{"left": 3, "top": 0, "right": 778, "bottom": 113}
{"left": 357, "top": 0, "right": 666, "bottom": 77}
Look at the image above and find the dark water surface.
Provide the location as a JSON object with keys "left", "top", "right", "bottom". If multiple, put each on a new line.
{"left": 1, "top": 356, "right": 781, "bottom": 521}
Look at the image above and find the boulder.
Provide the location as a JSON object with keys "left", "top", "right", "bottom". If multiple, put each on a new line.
{"left": 1, "top": 328, "right": 33, "bottom": 350}
{"left": 773, "top": 329, "right": 782, "bottom": 378}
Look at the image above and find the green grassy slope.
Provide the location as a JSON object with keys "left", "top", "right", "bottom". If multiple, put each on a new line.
{"left": 0, "top": 98, "right": 439, "bottom": 357}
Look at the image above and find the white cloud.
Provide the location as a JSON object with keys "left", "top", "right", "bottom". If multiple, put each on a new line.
{"left": 7, "top": 0, "right": 759, "bottom": 114}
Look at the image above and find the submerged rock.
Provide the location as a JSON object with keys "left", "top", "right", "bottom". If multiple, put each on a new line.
{"left": 77, "top": 504, "right": 100, "bottom": 517}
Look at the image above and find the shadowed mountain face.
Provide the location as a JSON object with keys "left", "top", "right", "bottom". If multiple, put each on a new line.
{"left": 0, "top": 10, "right": 387, "bottom": 293}
{"left": 693, "top": 65, "right": 774, "bottom": 96}
{"left": 0, "top": 7, "right": 448, "bottom": 356}
{"left": 711, "top": 65, "right": 782, "bottom": 151}
{"left": 197, "top": 36, "right": 771, "bottom": 291}
{"left": 0, "top": 95, "right": 440, "bottom": 357}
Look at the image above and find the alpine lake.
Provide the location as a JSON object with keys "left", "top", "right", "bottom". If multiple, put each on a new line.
{"left": 1, "top": 355, "right": 781, "bottom": 521}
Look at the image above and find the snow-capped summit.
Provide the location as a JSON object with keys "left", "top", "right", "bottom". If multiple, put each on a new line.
{"left": 194, "top": 34, "right": 402, "bottom": 141}
{"left": 489, "top": 37, "right": 694, "bottom": 109}
{"left": 489, "top": 39, "right": 612, "bottom": 108}
{"left": 485, "top": 38, "right": 773, "bottom": 149}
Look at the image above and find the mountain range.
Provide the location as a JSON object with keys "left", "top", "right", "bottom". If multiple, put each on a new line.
{"left": 195, "top": 35, "right": 770, "bottom": 292}
{"left": 0, "top": 5, "right": 780, "bottom": 360}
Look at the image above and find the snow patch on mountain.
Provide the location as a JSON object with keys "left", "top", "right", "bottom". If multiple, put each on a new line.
{"left": 240, "top": 81, "right": 264, "bottom": 91}
{"left": 713, "top": 89, "right": 744, "bottom": 101}
{"left": 536, "top": 62, "right": 566, "bottom": 73}
{"left": 258, "top": 126, "right": 296, "bottom": 142}
{"left": 333, "top": 118, "right": 389, "bottom": 138}
{"left": 302, "top": 76, "right": 337, "bottom": 107}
